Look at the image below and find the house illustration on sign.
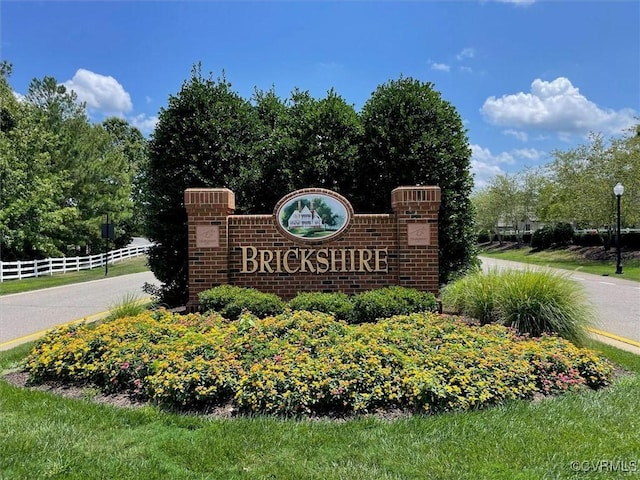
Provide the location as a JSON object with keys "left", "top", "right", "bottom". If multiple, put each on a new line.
{"left": 287, "top": 200, "right": 323, "bottom": 229}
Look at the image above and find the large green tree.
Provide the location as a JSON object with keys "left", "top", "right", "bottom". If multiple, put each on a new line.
{"left": 145, "top": 67, "right": 260, "bottom": 305}
{"left": 357, "top": 77, "right": 477, "bottom": 283}
{"left": 0, "top": 69, "right": 79, "bottom": 259}
{"left": 0, "top": 65, "right": 136, "bottom": 259}
{"left": 102, "top": 117, "right": 148, "bottom": 241}
{"left": 249, "top": 87, "right": 363, "bottom": 213}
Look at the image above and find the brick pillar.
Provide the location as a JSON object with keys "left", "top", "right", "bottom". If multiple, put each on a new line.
{"left": 184, "top": 188, "right": 235, "bottom": 309}
{"left": 391, "top": 186, "right": 441, "bottom": 296}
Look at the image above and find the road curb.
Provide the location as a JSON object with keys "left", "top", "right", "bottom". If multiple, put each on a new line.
{"left": 0, "top": 297, "right": 152, "bottom": 351}
{"left": 589, "top": 328, "right": 640, "bottom": 356}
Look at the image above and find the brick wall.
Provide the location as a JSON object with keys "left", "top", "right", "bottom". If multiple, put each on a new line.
{"left": 184, "top": 186, "right": 440, "bottom": 307}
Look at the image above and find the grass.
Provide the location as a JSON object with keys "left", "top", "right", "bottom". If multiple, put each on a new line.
{"left": 0, "top": 340, "right": 638, "bottom": 479}
{"left": 479, "top": 246, "right": 640, "bottom": 282}
{"left": 105, "top": 292, "right": 153, "bottom": 321}
{"left": 442, "top": 268, "right": 594, "bottom": 346}
{"left": 0, "top": 256, "right": 150, "bottom": 296}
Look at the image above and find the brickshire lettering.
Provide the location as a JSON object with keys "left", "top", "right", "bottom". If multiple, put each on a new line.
{"left": 240, "top": 246, "right": 389, "bottom": 274}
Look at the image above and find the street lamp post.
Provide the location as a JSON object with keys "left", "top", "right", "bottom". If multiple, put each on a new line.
{"left": 613, "top": 182, "right": 624, "bottom": 275}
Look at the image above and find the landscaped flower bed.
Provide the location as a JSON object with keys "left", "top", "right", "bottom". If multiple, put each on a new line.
{"left": 25, "top": 309, "right": 614, "bottom": 416}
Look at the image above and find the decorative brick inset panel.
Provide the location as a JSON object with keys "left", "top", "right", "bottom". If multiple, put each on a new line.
{"left": 407, "top": 223, "right": 431, "bottom": 246}
{"left": 196, "top": 225, "right": 220, "bottom": 248}
{"left": 185, "top": 186, "right": 441, "bottom": 306}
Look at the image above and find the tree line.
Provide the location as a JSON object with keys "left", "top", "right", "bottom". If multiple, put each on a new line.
{"left": 473, "top": 126, "right": 640, "bottom": 242}
{"left": 1, "top": 62, "right": 476, "bottom": 306}
{"left": 4, "top": 59, "right": 636, "bottom": 306}
{"left": 0, "top": 62, "right": 147, "bottom": 261}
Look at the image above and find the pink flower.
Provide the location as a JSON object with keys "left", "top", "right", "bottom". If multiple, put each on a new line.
{"left": 121, "top": 362, "right": 130, "bottom": 370}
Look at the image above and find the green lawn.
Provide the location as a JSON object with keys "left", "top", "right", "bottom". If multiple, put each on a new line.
{"left": 479, "top": 247, "right": 640, "bottom": 282}
{"left": 1, "top": 341, "right": 638, "bottom": 479}
{"left": 0, "top": 256, "right": 150, "bottom": 296}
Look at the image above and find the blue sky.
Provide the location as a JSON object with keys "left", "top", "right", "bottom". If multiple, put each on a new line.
{"left": 2, "top": 0, "right": 639, "bottom": 189}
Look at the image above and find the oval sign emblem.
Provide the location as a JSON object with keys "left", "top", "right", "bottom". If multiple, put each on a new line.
{"left": 274, "top": 189, "right": 353, "bottom": 243}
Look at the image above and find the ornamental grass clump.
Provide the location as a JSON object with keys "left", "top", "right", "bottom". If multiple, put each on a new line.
{"left": 442, "top": 268, "right": 594, "bottom": 346}
{"left": 441, "top": 269, "right": 502, "bottom": 324}
{"left": 496, "top": 269, "right": 594, "bottom": 346}
{"left": 24, "top": 309, "right": 613, "bottom": 416}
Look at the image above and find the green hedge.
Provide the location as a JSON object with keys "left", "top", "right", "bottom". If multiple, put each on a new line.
{"left": 531, "top": 223, "right": 574, "bottom": 250}
{"left": 287, "top": 292, "right": 354, "bottom": 321}
{"left": 350, "top": 286, "right": 438, "bottom": 324}
{"left": 198, "top": 285, "right": 285, "bottom": 320}
{"left": 198, "top": 285, "right": 438, "bottom": 324}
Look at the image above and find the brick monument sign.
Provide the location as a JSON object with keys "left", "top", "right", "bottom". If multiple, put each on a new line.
{"left": 184, "top": 186, "right": 441, "bottom": 308}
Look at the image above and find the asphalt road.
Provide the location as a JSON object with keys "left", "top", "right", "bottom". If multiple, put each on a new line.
{"left": 479, "top": 256, "right": 640, "bottom": 343}
{"left": 0, "top": 271, "right": 157, "bottom": 350}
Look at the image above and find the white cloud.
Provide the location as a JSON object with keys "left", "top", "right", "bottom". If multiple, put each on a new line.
{"left": 512, "top": 148, "right": 544, "bottom": 161}
{"left": 456, "top": 48, "right": 475, "bottom": 61}
{"left": 472, "top": 144, "right": 516, "bottom": 165}
{"left": 503, "top": 129, "right": 528, "bottom": 142}
{"left": 130, "top": 113, "right": 158, "bottom": 135}
{"left": 63, "top": 69, "right": 132, "bottom": 116}
{"left": 471, "top": 144, "right": 545, "bottom": 189}
{"left": 471, "top": 144, "right": 510, "bottom": 189}
{"left": 481, "top": 77, "right": 637, "bottom": 137}
{"left": 430, "top": 62, "right": 451, "bottom": 72}
{"left": 471, "top": 159, "right": 506, "bottom": 189}
{"left": 12, "top": 90, "right": 24, "bottom": 102}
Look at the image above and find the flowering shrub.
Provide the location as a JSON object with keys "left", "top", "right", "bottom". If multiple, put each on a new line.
{"left": 25, "top": 310, "right": 614, "bottom": 416}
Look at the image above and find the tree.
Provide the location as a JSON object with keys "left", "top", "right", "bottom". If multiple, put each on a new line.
{"left": 249, "top": 87, "right": 293, "bottom": 212}
{"left": 145, "top": 66, "right": 260, "bottom": 305}
{"left": 249, "top": 87, "right": 362, "bottom": 213}
{"left": 471, "top": 188, "right": 503, "bottom": 242}
{"left": 0, "top": 68, "right": 78, "bottom": 259}
{"left": 0, "top": 68, "right": 136, "bottom": 259}
{"left": 102, "top": 117, "right": 148, "bottom": 240}
{"left": 541, "top": 130, "right": 640, "bottom": 229}
{"left": 357, "top": 76, "right": 477, "bottom": 283}
{"left": 65, "top": 122, "right": 134, "bottom": 250}
{"left": 283, "top": 88, "right": 362, "bottom": 197}
{"left": 473, "top": 127, "right": 640, "bottom": 249}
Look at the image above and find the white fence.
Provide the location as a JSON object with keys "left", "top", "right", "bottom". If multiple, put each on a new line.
{"left": 0, "top": 245, "right": 151, "bottom": 283}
